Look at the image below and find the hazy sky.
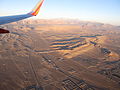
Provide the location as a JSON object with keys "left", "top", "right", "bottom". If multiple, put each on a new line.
{"left": 0, "top": 0, "right": 120, "bottom": 25}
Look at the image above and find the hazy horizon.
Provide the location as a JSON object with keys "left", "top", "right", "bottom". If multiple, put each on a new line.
{"left": 0, "top": 0, "right": 120, "bottom": 25}
{"left": 1, "top": 17, "right": 120, "bottom": 90}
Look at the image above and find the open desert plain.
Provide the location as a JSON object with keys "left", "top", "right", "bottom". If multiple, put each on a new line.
{"left": 0, "top": 19, "right": 120, "bottom": 90}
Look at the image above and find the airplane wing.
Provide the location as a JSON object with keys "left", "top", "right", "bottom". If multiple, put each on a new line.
{"left": 0, "top": 0, "right": 44, "bottom": 34}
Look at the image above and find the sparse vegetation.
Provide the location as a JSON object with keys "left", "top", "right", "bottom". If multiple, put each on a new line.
{"left": 0, "top": 19, "right": 120, "bottom": 90}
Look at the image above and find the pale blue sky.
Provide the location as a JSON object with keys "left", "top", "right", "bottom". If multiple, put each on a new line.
{"left": 0, "top": 0, "right": 120, "bottom": 25}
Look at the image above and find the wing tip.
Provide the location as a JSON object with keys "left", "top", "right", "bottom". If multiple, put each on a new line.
{"left": 28, "top": 0, "right": 44, "bottom": 16}
{"left": 0, "top": 28, "right": 10, "bottom": 34}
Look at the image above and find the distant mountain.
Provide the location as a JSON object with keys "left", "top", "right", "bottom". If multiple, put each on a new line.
{"left": 11, "top": 19, "right": 119, "bottom": 31}
{"left": 0, "top": 19, "right": 120, "bottom": 90}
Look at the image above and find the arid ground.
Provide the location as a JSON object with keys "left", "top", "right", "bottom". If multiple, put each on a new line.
{"left": 0, "top": 19, "right": 120, "bottom": 90}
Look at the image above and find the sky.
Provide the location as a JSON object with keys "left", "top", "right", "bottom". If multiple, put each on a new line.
{"left": 0, "top": 0, "right": 120, "bottom": 25}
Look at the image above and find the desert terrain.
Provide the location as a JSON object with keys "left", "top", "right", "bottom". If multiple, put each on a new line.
{"left": 0, "top": 19, "right": 120, "bottom": 90}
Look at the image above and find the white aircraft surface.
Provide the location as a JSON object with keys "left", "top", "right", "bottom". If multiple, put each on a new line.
{"left": 0, "top": 0, "right": 44, "bottom": 34}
